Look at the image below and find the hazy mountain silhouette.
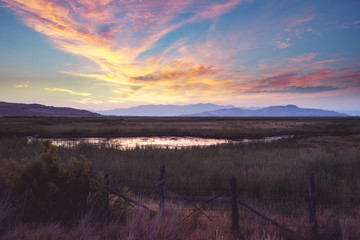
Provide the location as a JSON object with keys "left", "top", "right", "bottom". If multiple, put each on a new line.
{"left": 95, "top": 103, "right": 235, "bottom": 116}
{"left": 185, "top": 105, "right": 348, "bottom": 117}
{"left": 335, "top": 110, "right": 360, "bottom": 116}
{"left": 0, "top": 101, "right": 100, "bottom": 117}
{"left": 0, "top": 101, "right": 350, "bottom": 117}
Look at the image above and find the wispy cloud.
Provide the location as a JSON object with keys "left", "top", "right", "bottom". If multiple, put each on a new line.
{"left": 73, "top": 98, "right": 103, "bottom": 104}
{"left": 276, "top": 15, "right": 315, "bottom": 50}
{"left": 44, "top": 87, "right": 91, "bottom": 96}
{"left": 289, "top": 16, "right": 313, "bottom": 28}
{"left": 341, "top": 20, "right": 360, "bottom": 29}
{"left": 288, "top": 53, "right": 317, "bottom": 63}
{"left": 246, "top": 86, "right": 343, "bottom": 94}
{"left": 15, "top": 81, "right": 31, "bottom": 88}
{"left": 276, "top": 41, "right": 291, "bottom": 49}
{"left": 195, "top": 0, "right": 240, "bottom": 19}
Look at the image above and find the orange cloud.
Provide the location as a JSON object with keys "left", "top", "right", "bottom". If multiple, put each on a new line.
{"left": 131, "top": 65, "right": 217, "bottom": 82}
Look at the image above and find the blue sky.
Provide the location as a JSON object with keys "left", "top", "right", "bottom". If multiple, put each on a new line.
{"left": 0, "top": 0, "right": 359, "bottom": 110}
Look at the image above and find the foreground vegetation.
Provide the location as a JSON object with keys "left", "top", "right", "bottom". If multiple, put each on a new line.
{"left": 0, "top": 117, "right": 360, "bottom": 239}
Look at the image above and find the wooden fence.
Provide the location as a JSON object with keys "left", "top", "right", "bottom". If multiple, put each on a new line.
{"left": 110, "top": 165, "right": 320, "bottom": 238}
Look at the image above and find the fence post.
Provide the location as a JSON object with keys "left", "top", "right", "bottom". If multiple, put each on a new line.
{"left": 104, "top": 173, "right": 110, "bottom": 219}
{"left": 230, "top": 176, "right": 239, "bottom": 231}
{"left": 309, "top": 173, "right": 317, "bottom": 235}
{"left": 158, "top": 165, "right": 166, "bottom": 211}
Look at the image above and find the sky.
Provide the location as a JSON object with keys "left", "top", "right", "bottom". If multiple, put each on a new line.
{"left": 0, "top": 0, "right": 359, "bottom": 111}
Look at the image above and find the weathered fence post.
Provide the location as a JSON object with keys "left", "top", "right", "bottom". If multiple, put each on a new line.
{"left": 230, "top": 176, "right": 239, "bottom": 231}
{"left": 104, "top": 173, "right": 110, "bottom": 218}
{"left": 309, "top": 173, "right": 317, "bottom": 235}
{"left": 158, "top": 165, "right": 166, "bottom": 211}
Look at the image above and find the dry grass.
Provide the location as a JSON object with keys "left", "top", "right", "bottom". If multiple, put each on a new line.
{"left": 1, "top": 196, "right": 359, "bottom": 240}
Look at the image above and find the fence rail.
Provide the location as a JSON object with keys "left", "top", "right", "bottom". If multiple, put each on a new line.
{"left": 157, "top": 165, "right": 296, "bottom": 236}
{"left": 107, "top": 165, "right": 350, "bottom": 239}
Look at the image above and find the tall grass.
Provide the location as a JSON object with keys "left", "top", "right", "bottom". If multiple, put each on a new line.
{"left": 1, "top": 135, "right": 359, "bottom": 207}
{"left": 59, "top": 137, "right": 360, "bottom": 207}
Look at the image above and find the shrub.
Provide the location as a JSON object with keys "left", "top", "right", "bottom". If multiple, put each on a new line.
{"left": 0, "top": 141, "right": 108, "bottom": 223}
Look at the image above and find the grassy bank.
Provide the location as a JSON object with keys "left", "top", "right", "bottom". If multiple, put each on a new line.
{"left": 1, "top": 116, "right": 360, "bottom": 139}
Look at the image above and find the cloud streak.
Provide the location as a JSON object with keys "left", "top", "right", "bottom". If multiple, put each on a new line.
{"left": 246, "top": 86, "right": 344, "bottom": 94}
{"left": 277, "top": 42, "right": 291, "bottom": 49}
{"left": 44, "top": 87, "right": 91, "bottom": 96}
{"left": 15, "top": 81, "right": 31, "bottom": 88}
{"left": 288, "top": 53, "right": 317, "bottom": 63}
{"left": 73, "top": 98, "right": 103, "bottom": 104}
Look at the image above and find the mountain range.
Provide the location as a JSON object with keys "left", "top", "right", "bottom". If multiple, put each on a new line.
{"left": 95, "top": 103, "right": 235, "bottom": 116}
{"left": 0, "top": 101, "right": 100, "bottom": 117}
{"left": 0, "top": 101, "right": 353, "bottom": 117}
{"left": 96, "top": 104, "right": 348, "bottom": 117}
{"left": 184, "top": 105, "right": 348, "bottom": 117}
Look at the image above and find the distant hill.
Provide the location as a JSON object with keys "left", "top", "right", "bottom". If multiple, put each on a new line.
{"left": 185, "top": 105, "right": 348, "bottom": 117}
{"left": 95, "top": 103, "right": 235, "bottom": 116}
{"left": 336, "top": 110, "right": 360, "bottom": 116}
{"left": 0, "top": 101, "right": 100, "bottom": 117}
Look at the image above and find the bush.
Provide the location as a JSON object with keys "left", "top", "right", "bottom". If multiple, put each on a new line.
{"left": 0, "top": 141, "right": 108, "bottom": 223}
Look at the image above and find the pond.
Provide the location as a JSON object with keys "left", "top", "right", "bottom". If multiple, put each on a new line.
{"left": 27, "top": 135, "right": 293, "bottom": 150}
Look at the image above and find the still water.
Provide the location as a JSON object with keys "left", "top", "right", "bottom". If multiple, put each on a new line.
{"left": 27, "top": 135, "right": 293, "bottom": 150}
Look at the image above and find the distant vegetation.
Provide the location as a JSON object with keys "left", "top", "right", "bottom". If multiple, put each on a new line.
{"left": 1, "top": 116, "right": 359, "bottom": 139}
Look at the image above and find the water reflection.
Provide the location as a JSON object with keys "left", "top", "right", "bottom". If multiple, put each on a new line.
{"left": 27, "top": 135, "right": 293, "bottom": 150}
{"left": 28, "top": 136, "right": 236, "bottom": 150}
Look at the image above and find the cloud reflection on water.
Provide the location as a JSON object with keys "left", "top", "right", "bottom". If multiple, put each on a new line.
{"left": 28, "top": 135, "right": 293, "bottom": 150}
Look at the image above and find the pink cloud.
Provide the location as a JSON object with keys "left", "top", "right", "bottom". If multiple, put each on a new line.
{"left": 195, "top": 0, "right": 240, "bottom": 19}
{"left": 277, "top": 42, "right": 291, "bottom": 49}
{"left": 257, "top": 63, "right": 279, "bottom": 71}
{"left": 242, "top": 56, "right": 360, "bottom": 95}
{"left": 314, "top": 59, "right": 340, "bottom": 64}
{"left": 280, "top": 15, "right": 315, "bottom": 48}
{"left": 290, "top": 16, "right": 313, "bottom": 27}
{"left": 288, "top": 53, "right": 317, "bottom": 63}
